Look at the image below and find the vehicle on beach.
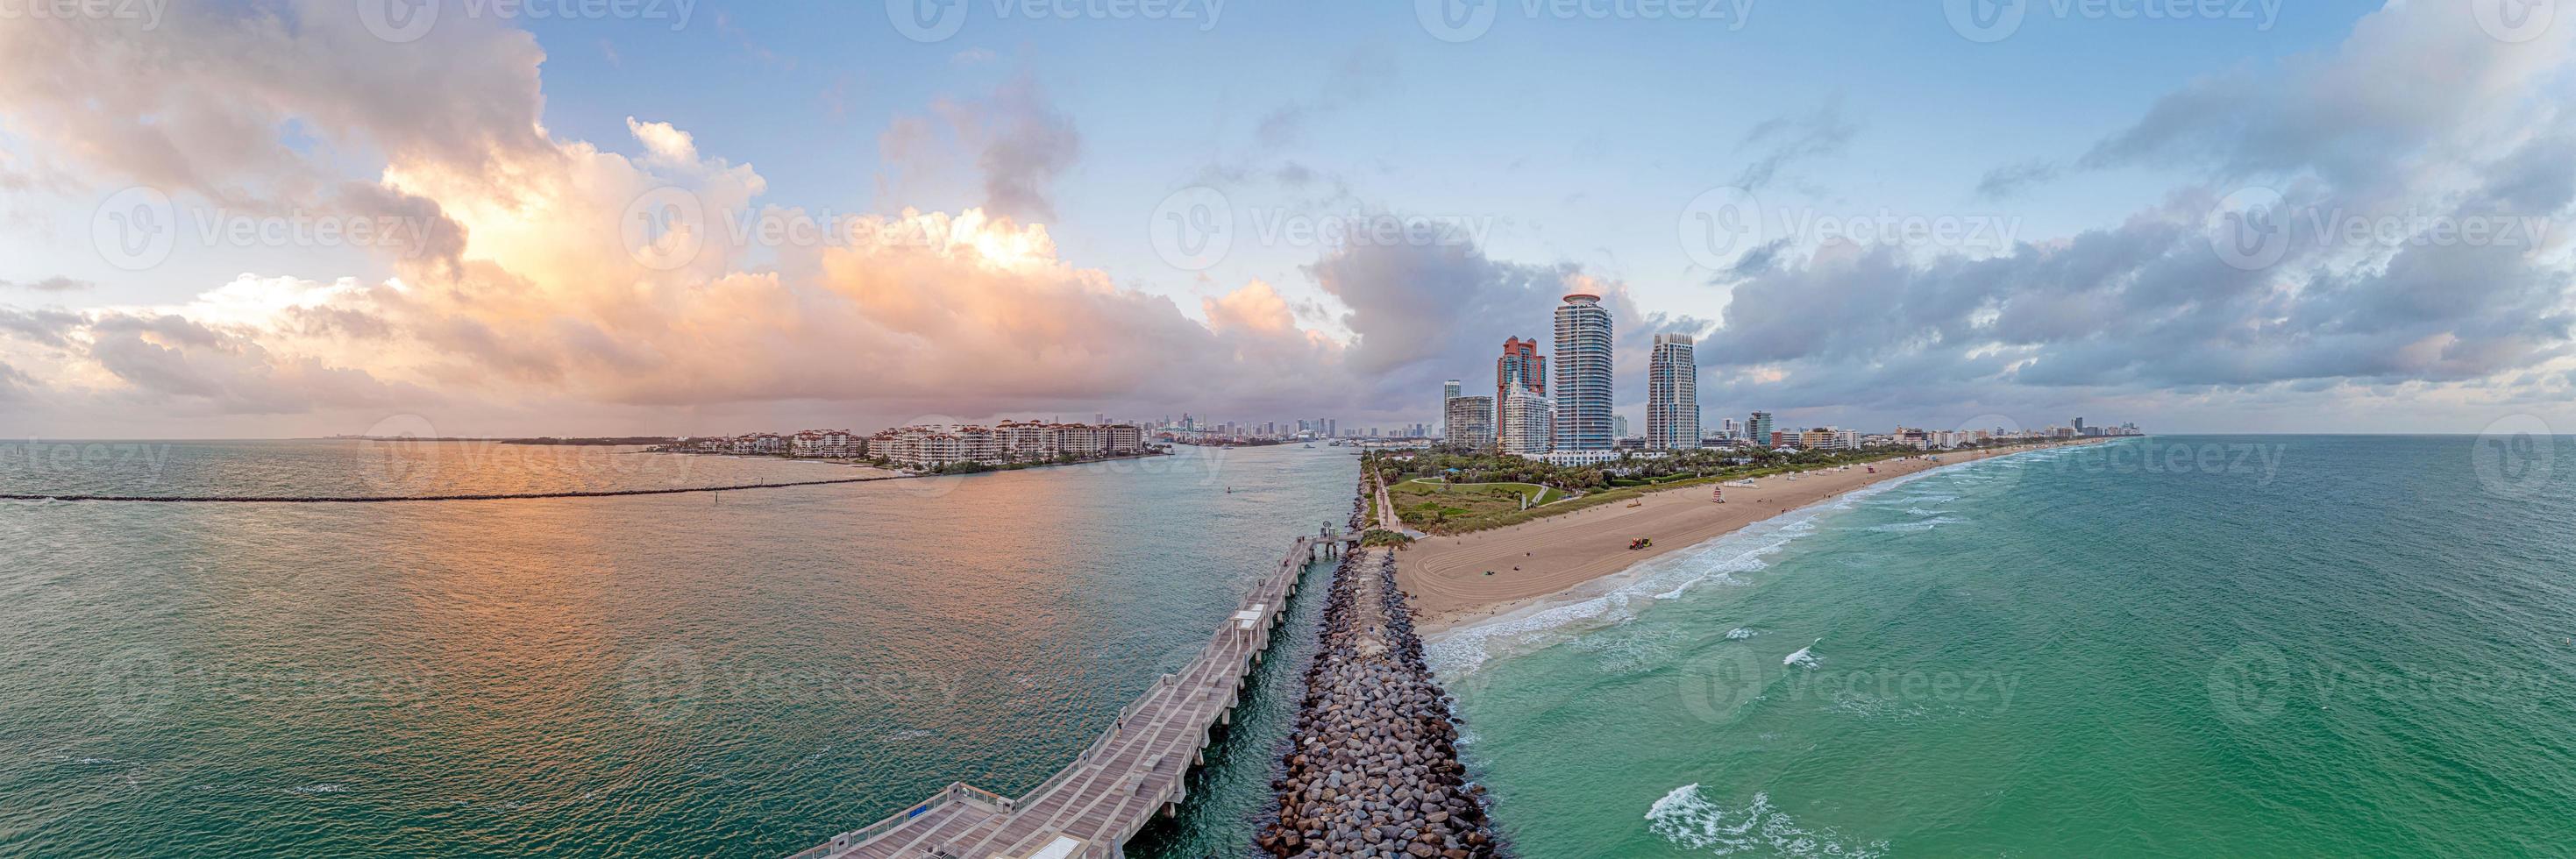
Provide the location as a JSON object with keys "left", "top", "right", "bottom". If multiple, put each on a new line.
{"left": 1628, "top": 537, "right": 1653, "bottom": 550}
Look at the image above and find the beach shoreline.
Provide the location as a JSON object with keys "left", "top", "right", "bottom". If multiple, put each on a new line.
{"left": 1397, "top": 440, "right": 2114, "bottom": 637}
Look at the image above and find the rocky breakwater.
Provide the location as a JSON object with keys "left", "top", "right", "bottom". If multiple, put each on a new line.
{"left": 1258, "top": 547, "right": 1500, "bottom": 857}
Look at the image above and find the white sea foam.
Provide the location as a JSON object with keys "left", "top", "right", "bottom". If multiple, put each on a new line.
{"left": 288, "top": 784, "right": 349, "bottom": 794}
{"left": 1425, "top": 465, "right": 1963, "bottom": 679}
{"left": 1902, "top": 508, "right": 1947, "bottom": 517}
{"left": 1866, "top": 516, "right": 1963, "bottom": 533}
{"left": 1783, "top": 642, "right": 1819, "bottom": 668}
{"left": 1726, "top": 627, "right": 1757, "bottom": 640}
{"left": 1647, "top": 784, "right": 1889, "bottom": 857}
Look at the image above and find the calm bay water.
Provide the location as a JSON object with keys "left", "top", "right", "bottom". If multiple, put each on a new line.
{"left": 1441, "top": 436, "right": 2576, "bottom": 857}
{"left": 0, "top": 440, "right": 1352, "bottom": 856}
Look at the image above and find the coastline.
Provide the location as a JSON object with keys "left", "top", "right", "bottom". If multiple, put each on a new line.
{"left": 1398, "top": 440, "right": 2110, "bottom": 639}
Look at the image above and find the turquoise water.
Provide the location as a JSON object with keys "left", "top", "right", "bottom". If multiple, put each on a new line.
{"left": 0, "top": 441, "right": 1351, "bottom": 856}
{"left": 1440, "top": 437, "right": 2576, "bottom": 856}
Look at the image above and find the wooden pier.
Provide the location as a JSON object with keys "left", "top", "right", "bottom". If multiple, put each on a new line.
{"left": 787, "top": 531, "right": 1356, "bottom": 859}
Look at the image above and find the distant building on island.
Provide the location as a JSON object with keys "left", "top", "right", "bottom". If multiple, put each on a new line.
{"left": 1443, "top": 395, "right": 1495, "bottom": 450}
{"left": 1647, "top": 333, "right": 1699, "bottom": 451}
{"left": 1551, "top": 293, "right": 1613, "bottom": 451}
{"left": 688, "top": 421, "right": 1143, "bottom": 469}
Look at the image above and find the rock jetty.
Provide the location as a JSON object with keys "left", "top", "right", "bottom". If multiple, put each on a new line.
{"left": 1258, "top": 545, "right": 1501, "bottom": 857}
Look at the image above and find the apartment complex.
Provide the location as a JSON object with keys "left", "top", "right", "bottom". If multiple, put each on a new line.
{"left": 1551, "top": 293, "right": 1613, "bottom": 451}
{"left": 870, "top": 422, "right": 1145, "bottom": 469}
{"left": 1443, "top": 395, "right": 1495, "bottom": 450}
{"left": 1646, "top": 332, "right": 1699, "bottom": 451}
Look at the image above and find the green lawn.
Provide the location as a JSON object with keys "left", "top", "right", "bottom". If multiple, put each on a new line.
{"left": 1391, "top": 479, "right": 1565, "bottom": 532}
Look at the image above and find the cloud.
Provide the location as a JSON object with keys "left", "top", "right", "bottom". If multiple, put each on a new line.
{"left": 876, "top": 75, "right": 1082, "bottom": 223}
{"left": 0, "top": 276, "right": 93, "bottom": 292}
{"left": 1733, "top": 98, "right": 1858, "bottom": 192}
{"left": 1975, "top": 159, "right": 2060, "bottom": 200}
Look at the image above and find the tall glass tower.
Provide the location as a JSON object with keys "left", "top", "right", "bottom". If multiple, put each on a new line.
{"left": 1647, "top": 333, "right": 1699, "bottom": 450}
{"left": 1552, "top": 293, "right": 1613, "bottom": 451}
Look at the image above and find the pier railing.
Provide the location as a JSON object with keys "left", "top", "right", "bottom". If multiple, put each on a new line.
{"left": 786, "top": 534, "right": 1336, "bottom": 859}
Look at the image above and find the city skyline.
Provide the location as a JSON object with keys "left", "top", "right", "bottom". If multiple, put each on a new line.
{"left": 3, "top": 3, "right": 2573, "bottom": 437}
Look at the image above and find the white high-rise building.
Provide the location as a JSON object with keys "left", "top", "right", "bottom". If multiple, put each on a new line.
{"left": 1551, "top": 293, "right": 1613, "bottom": 451}
{"left": 1498, "top": 386, "right": 1554, "bottom": 455}
{"left": 1647, "top": 333, "right": 1699, "bottom": 451}
{"left": 1441, "top": 379, "right": 1462, "bottom": 433}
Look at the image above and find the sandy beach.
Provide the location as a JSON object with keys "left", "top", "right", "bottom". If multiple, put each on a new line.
{"left": 1395, "top": 442, "right": 2101, "bottom": 633}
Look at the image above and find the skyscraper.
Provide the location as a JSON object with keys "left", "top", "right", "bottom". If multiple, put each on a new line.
{"left": 1748, "top": 410, "right": 1775, "bottom": 446}
{"left": 1498, "top": 386, "right": 1554, "bottom": 455}
{"left": 1647, "top": 332, "right": 1699, "bottom": 450}
{"left": 1552, "top": 293, "right": 1613, "bottom": 451}
{"left": 1441, "top": 379, "right": 1462, "bottom": 433}
{"left": 1443, "top": 395, "right": 1494, "bottom": 450}
{"left": 1498, "top": 337, "right": 1545, "bottom": 402}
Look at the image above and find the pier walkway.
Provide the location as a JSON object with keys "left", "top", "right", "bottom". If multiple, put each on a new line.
{"left": 789, "top": 531, "right": 1356, "bottom": 859}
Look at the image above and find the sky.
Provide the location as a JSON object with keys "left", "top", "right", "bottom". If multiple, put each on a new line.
{"left": 1, "top": 0, "right": 2572, "bottom": 437}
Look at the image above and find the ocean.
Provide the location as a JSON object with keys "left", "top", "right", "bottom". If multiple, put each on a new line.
{"left": 0, "top": 440, "right": 1352, "bottom": 857}
{"left": 1434, "top": 436, "right": 2576, "bottom": 856}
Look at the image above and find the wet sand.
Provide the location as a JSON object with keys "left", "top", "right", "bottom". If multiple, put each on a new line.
{"left": 1396, "top": 443, "right": 2096, "bottom": 633}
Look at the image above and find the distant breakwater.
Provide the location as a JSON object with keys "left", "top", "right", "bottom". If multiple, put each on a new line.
{"left": 0, "top": 474, "right": 907, "bottom": 504}
{"left": 1259, "top": 480, "right": 1501, "bottom": 857}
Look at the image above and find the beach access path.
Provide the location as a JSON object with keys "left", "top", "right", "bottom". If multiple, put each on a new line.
{"left": 1394, "top": 443, "right": 2102, "bottom": 633}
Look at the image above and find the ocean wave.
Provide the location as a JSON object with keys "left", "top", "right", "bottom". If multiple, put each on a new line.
{"left": 1647, "top": 784, "right": 1889, "bottom": 857}
{"left": 1426, "top": 510, "right": 1824, "bottom": 676}
{"left": 1427, "top": 472, "right": 1953, "bottom": 678}
{"left": 1783, "top": 642, "right": 1820, "bottom": 668}
{"left": 1726, "top": 627, "right": 1757, "bottom": 640}
{"left": 1865, "top": 516, "right": 1964, "bottom": 533}
{"left": 1902, "top": 508, "right": 1947, "bottom": 517}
